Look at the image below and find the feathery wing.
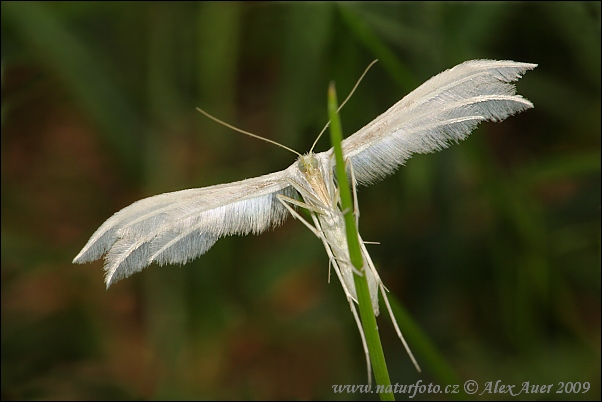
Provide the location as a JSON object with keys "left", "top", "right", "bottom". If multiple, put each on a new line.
{"left": 341, "top": 59, "right": 537, "bottom": 185}
{"left": 73, "top": 169, "right": 296, "bottom": 287}
{"left": 75, "top": 59, "right": 536, "bottom": 287}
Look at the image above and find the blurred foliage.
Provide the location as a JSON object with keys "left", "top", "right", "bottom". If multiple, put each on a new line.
{"left": 1, "top": 1, "right": 600, "bottom": 400}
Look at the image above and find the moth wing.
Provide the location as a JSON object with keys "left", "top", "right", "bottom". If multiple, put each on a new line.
{"left": 73, "top": 167, "right": 297, "bottom": 287}
{"left": 341, "top": 59, "right": 537, "bottom": 185}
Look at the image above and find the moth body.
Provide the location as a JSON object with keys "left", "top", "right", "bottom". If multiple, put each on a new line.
{"left": 291, "top": 153, "right": 381, "bottom": 315}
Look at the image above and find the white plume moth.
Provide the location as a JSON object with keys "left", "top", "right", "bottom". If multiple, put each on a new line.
{"left": 74, "top": 59, "right": 536, "bottom": 377}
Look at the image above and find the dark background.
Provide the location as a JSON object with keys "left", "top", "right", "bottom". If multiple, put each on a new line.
{"left": 2, "top": 2, "right": 600, "bottom": 400}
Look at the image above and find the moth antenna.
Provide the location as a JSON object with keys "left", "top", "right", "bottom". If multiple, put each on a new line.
{"left": 309, "top": 59, "right": 379, "bottom": 153}
{"left": 196, "top": 107, "right": 301, "bottom": 157}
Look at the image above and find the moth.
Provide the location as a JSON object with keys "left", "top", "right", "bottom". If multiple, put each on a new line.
{"left": 74, "top": 59, "right": 536, "bottom": 375}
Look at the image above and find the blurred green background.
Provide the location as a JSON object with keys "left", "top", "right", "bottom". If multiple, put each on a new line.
{"left": 1, "top": 1, "right": 600, "bottom": 400}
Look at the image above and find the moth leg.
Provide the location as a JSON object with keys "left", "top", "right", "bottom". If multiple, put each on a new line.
{"left": 276, "top": 195, "right": 323, "bottom": 238}
{"left": 312, "top": 222, "right": 372, "bottom": 381}
{"left": 277, "top": 194, "right": 323, "bottom": 214}
{"left": 313, "top": 215, "right": 362, "bottom": 279}
{"left": 365, "top": 232, "right": 421, "bottom": 372}
{"left": 357, "top": 238, "right": 420, "bottom": 372}
{"left": 359, "top": 238, "right": 385, "bottom": 288}
{"left": 348, "top": 297, "right": 373, "bottom": 388}
{"left": 277, "top": 195, "right": 350, "bottom": 273}
{"left": 284, "top": 178, "right": 327, "bottom": 210}
{"left": 278, "top": 195, "right": 341, "bottom": 286}
{"left": 285, "top": 191, "right": 361, "bottom": 278}
{"left": 278, "top": 194, "right": 361, "bottom": 281}
{"left": 309, "top": 214, "right": 333, "bottom": 285}
{"left": 379, "top": 285, "right": 421, "bottom": 373}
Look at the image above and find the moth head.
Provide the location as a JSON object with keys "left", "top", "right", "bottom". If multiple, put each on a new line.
{"left": 298, "top": 154, "right": 319, "bottom": 174}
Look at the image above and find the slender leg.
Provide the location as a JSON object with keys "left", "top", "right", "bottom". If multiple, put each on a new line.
{"left": 348, "top": 298, "right": 373, "bottom": 388}
{"left": 276, "top": 195, "right": 323, "bottom": 238}
{"left": 277, "top": 194, "right": 323, "bottom": 214}
{"left": 379, "top": 286, "right": 421, "bottom": 373}
{"left": 284, "top": 178, "right": 325, "bottom": 209}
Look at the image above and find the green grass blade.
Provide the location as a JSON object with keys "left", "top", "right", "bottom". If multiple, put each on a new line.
{"left": 328, "top": 82, "right": 395, "bottom": 401}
